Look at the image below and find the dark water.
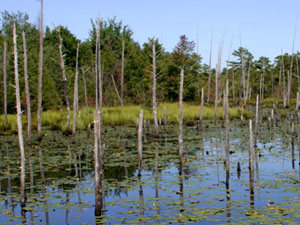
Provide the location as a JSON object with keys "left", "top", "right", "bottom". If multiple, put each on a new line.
{"left": 1, "top": 118, "right": 300, "bottom": 224}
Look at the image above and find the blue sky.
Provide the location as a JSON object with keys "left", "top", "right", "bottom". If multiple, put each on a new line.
{"left": 2, "top": 0, "right": 300, "bottom": 66}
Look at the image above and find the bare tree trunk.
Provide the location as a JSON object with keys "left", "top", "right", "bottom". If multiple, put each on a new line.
{"left": 277, "top": 60, "right": 282, "bottom": 105}
{"left": 254, "top": 94, "right": 259, "bottom": 146}
{"left": 296, "top": 54, "right": 300, "bottom": 93}
{"left": 288, "top": 22, "right": 297, "bottom": 106}
{"left": 248, "top": 119, "right": 255, "bottom": 203}
{"left": 214, "top": 66, "right": 218, "bottom": 122}
{"left": 207, "top": 32, "right": 213, "bottom": 103}
{"left": 3, "top": 41, "right": 7, "bottom": 126}
{"left": 138, "top": 109, "right": 143, "bottom": 176}
{"left": 13, "top": 23, "right": 26, "bottom": 207}
{"left": 94, "top": 16, "right": 103, "bottom": 216}
{"left": 199, "top": 87, "right": 204, "bottom": 129}
{"left": 224, "top": 81, "right": 230, "bottom": 186}
{"left": 246, "top": 62, "right": 251, "bottom": 102}
{"left": 121, "top": 36, "right": 125, "bottom": 106}
{"left": 72, "top": 43, "right": 80, "bottom": 141}
{"left": 287, "top": 71, "right": 292, "bottom": 106}
{"left": 80, "top": 68, "right": 89, "bottom": 114}
{"left": 22, "top": 31, "right": 31, "bottom": 145}
{"left": 152, "top": 38, "right": 159, "bottom": 136}
{"left": 57, "top": 28, "right": 71, "bottom": 129}
{"left": 98, "top": 17, "right": 103, "bottom": 128}
{"left": 214, "top": 44, "right": 223, "bottom": 122}
{"left": 111, "top": 73, "right": 122, "bottom": 103}
{"left": 232, "top": 67, "right": 235, "bottom": 99}
{"left": 178, "top": 68, "right": 184, "bottom": 158}
{"left": 37, "top": 0, "right": 43, "bottom": 137}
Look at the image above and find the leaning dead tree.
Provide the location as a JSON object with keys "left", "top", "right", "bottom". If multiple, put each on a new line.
{"left": 22, "top": 31, "right": 32, "bottom": 145}
{"left": 72, "top": 43, "right": 80, "bottom": 140}
{"left": 3, "top": 41, "right": 7, "bottom": 126}
{"left": 13, "top": 23, "right": 26, "bottom": 207}
{"left": 37, "top": 0, "right": 44, "bottom": 137}
{"left": 152, "top": 38, "right": 159, "bottom": 136}
{"left": 57, "top": 27, "right": 71, "bottom": 129}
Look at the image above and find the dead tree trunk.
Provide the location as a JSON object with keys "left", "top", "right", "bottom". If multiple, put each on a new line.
{"left": 80, "top": 67, "right": 89, "bottom": 114}
{"left": 254, "top": 94, "right": 259, "bottom": 146}
{"left": 214, "top": 65, "right": 218, "bottom": 122}
{"left": 57, "top": 28, "right": 71, "bottom": 129}
{"left": 199, "top": 87, "right": 204, "bottom": 129}
{"left": 22, "top": 31, "right": 31, "bottom": 145}
{"left": 138, "top": 109, "right": 143, "bottom": 176}
{"left": 97, "top": 17, "right": 103, "bottom": 128}
{"left": 37, "top": 0, "right": 43, "bottom": 137}
{"left": 224, "top": 81, "right": 230, "bottom": 186}
{"left": 3, "top": 41, "right": 7, "bottom": 126}
{"left": 207, "top": 32, "right": 213, "bottom": 103}
{"left": 121, "top": 36, "right": 125, "bottom": 106}
{"left": 72, "top": 43, "right": 80, "bottom": 141}
{"left": 111, "top": 73, "right": 122, "bottom": 103}
{"left": 178, "top": 68, "right": 184, "bottom": 158}
{"left": 246, "top": 62, "right": 251, "bottom": 102}
{"left": 152, "top": 38, "right": 159, "bottom": 136}
{"left": 13, "top": 23, "right": 26, "bottom": 207}
{"left": 248, "top": 119, "right": 255, "bottom": 203}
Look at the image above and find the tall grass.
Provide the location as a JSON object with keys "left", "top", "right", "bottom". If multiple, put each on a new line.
{"left": 0, "top": 102, "right": 248, "bottom": 133}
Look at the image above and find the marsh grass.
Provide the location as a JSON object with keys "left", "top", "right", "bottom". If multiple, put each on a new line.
{"left": 0, "top": 102, "right": 248, "bottom": 134}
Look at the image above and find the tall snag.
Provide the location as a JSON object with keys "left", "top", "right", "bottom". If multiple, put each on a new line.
{"left": 72, "top": 43, "right": 80, "bottom": 141}
{"left": 3, "top": 41, "right": 7, "bottom": 126}
{"left": 224, "top": 81, "right": 230, "bottom": 187}
{"left": 22, "top": 31, "right": 31, "bottom": 145}
{"left": 138, "top": 109, "right": 144, "bottom": 176}
{"left": 37, "top": 0, "right": 44, "bottom": 137}
{"left": 57, "top": 27, "right": 71, "bottom": 129}
{"left": 152, "top": 38, "right": 159, "bottom": 136}
{"left": 121, "top": 34, "right": 125, "bottom": 106}
{"left": 178, "top": 68, "right": 184, "bottom": 158}
{"left": 13, "top": 23, "right": 26, "bottom": 207}
{"left": 207, "top": 32, "right": 213, "bottom": 103}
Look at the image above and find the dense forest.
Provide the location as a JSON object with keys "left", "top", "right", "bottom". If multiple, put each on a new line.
{"left": 1, "top": 11, "right": 299, "bottom": 114}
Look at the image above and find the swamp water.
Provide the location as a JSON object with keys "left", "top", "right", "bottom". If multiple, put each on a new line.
{"left": 1, "top": 118, "right": 300, "bottom": 224}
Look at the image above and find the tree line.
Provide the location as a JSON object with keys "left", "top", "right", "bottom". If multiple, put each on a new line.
{"left": 0, "top": 11, "right": 300, "bottom": 115}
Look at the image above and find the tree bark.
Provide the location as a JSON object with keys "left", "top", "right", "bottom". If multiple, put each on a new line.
{"left": 178, "top": 68, "right": 184, "bottom": 158}
{"left": 13, "top": 23, "right": 26, "bottom": 207}
{"left": 22, "top": 31, "right": 31, "bottom": 145}
{"left": 37, "top": 0, "right": 44, "bottom": 137}
{"left": 57, "top": 28, "right": 71, "bottom": 129}
{"left": 3, "top": 41, "right": 7, "bottom": 126}
{"left": 152, "top": 38, "right": 159, "bottom": 136}
{"left": 72, "top": 43, "right": 80, "bottom": 141}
